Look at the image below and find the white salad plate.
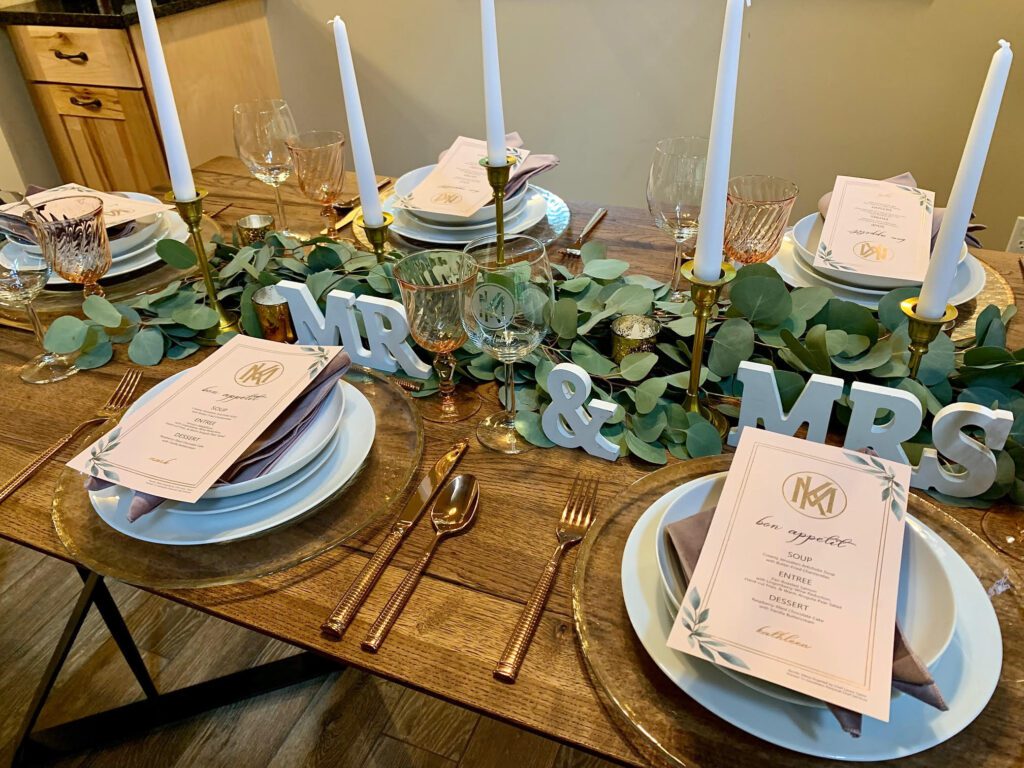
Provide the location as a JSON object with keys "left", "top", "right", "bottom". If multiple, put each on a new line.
{"left": 790, "top": 213, "right": 968, "bottom": 291}
{"left": 653, "top": 472, "right": 956, "bottom": 708}
{"left": 394, "top": 164, "right": 529, "bottom": 226}
{"left": 621, "top": 475, "right": 1002, "bottom": 760}
{"left": 90, "top": 381, "right": 375, "bottom": 546}
{"left": 383, "top": 186, "right": 549, "bottom": 246}
{"left": 122, "top": 369, "right": 345, "bottom": 499}
{"left": 769, "top": 235, "right": 985, "bottom": 311}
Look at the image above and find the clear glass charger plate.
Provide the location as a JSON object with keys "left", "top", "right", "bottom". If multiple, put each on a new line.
{"left": 572, "top": 455, "right": 1024, "bottom": 768}
{"left": 51, "top": 369, "right": 424, "bottom": 590}
{"left": 353, "top": 187, "right": 572, "bottom": 253}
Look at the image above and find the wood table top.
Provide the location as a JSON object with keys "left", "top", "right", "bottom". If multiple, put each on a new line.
{"left": 0, "top": 156, "right": 1021, "bottom": 766}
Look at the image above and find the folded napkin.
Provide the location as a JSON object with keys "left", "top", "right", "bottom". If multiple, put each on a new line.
{"left": 665, "top": 509, "right": 947, "bottom": 737}
{"left": 817, "top": 172, "right": 984, "bottom": 249}
{"left": 86, "top": 350, "right": 351, "bottom": 522}
{"left": 438, "top": 131, "right": 559, "bottom": 200}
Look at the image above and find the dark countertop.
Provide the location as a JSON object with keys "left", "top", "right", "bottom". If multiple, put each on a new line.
{"left": 0, "top": 0, "right": 228, "bottom": 28}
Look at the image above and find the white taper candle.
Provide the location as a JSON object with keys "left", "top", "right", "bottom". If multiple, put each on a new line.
{"left": 918, "top": 40, "right": 1013, "bottom": 319}
{"left": 692, "top": 0, "right": 750, "bottom": 282}
{"left": 331, "top": 17, "right": 384, "bottom": 226}
{"left": 135, "top": 0, "right": 195, "bottom": 201}
{"left": 480, "top": 0, "right": 507, "bottom": 166}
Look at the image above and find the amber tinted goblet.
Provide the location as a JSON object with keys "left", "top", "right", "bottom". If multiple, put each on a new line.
{"left": 723, "top": 175, "right": 798, "bottom": 266}
{"left": 286, "top": 130, "right": 347, "bottom": 238}
{"left": 393, "top": 250, "right": 481, "bottom": 423}
{"left": 28, "top": 195, "right": 111, "bottom": 298}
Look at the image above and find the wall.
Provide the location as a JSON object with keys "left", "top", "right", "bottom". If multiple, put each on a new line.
{"left": 267, "top": 0, "right": 1024, "bottom": 248}
{"left": 0, "top": 21, "right": 59, "bottom": 191}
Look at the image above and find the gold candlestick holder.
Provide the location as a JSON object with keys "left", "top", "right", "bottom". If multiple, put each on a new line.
{"left": 357, "top": 212, "right": 394, "bottom": 264}
{"left": 481, "top": 155, "right": 516, "bottom": 265}
{"left": 167, "top": 189, "right": 239, "bottom": 344}
{"left": 680, "top": 260, "right": 736, "bottom": 437}
{"left": 900, "top": 297, "right": 957, "bottom": 380}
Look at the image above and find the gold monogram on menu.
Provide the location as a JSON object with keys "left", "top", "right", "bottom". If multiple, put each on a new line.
{"left": 853, "top": 241, "right": 891, "bottom": 262}
{"left": 783, "top": 472, "right": 848, "bottom": 519}
{"left": 234, "top": 360, "right": 284, "bottom": 387}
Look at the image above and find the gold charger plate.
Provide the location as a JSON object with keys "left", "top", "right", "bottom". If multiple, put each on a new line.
{"left": 572, "top": 456, "right": 1024, "bottom": 768}
{"left": 51, "top": 369, "right": 424, "bottom": 589}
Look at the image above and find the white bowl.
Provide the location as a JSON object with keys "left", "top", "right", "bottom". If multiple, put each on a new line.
{"left": 654, "top": 472, "right": 957, "bottom": 708}
{"left": 394, "top": 164, "right": 529, "bottom": 226}
{"left": 791, "top": 213, "right": 967, "bottom": 291}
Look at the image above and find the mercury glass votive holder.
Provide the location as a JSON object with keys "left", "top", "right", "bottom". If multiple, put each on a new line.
{"left": 611, "top": 314, "right": 661, "bottom": 363}
{"left": 237, "top": 214, "right": 275, "bottom": 246}
{"left": 252, "top": 284, "right": 296, "bottom": 343}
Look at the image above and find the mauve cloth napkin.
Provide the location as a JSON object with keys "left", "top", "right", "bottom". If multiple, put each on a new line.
{"left": 665, "top": 509, "right": 947, "bottom": 738}
{"left": 817, "top": 172, "right": 984, "bottom": 249}
{"left": 86, "top": 350, "right": 351, "bottom": 522}
{"left": 438, "top": 131, "right": 560, "bottom": 200}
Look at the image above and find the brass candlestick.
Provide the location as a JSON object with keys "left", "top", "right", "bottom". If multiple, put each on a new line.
{"left": 481, "top": 155, "right": 516, "bottom": 265}
{"left": 357, "top": 212, "right": 394, "bottom": 264}
{"left": 167, "top": 190, "right": 239, "bottom": 344}
{"left": 681, "top": 260, "right": 736, "bottom": 437}
{"left": 900, "top": 297, "right": 957, "bottom": 380}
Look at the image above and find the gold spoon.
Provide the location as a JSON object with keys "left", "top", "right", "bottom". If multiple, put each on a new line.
{"left": 361, "top": 474, "right": 480, "bottom": 652}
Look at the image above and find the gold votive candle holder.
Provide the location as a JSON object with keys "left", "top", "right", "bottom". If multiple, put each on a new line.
{"left": 611, "top": 314, "right": 661, "bottom": 364}
{"left": 252, "top": 285, "right": 297, "bottom": 343}
{"left": 237, "top": 214, "right": 274, "bottom": 246}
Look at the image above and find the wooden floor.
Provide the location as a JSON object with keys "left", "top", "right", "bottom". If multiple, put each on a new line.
{"left": 0, "top": 540, "right": 623, "bottom": 767}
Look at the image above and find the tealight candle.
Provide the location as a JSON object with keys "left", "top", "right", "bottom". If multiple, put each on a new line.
{"left": 331, "top": 17, "right": 384, "bottom": 227}
{"left": 135, "top": 0, "right": 196, "bottom": 201}
{"left": 692, "top": 0, "right": 750, "bottom": 282}
{"left": 919, "top": 39, "right": 1013, "bottom": 319}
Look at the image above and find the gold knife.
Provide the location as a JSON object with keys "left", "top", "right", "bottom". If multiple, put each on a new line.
{"left": 321, "top": 439, "right": 469, "bottom": 639}
{"left": 333, "top": 181, "right": 395, "bottom": 233}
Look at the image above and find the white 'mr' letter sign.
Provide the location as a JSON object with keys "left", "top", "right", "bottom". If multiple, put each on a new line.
{"left": 275, "top": 280, "right": 431, "bottom": 378}
{"left": 728, "top": 362, "right": 842, "bottom": 445}
{"left": 541, "top": 363, "right": 619, "bottom": 461}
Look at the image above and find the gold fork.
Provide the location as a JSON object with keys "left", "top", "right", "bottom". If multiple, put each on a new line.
{"left": 493, "top": 476, "right": 598, "bottom": 683}
{"left": 0, "top": 368, "right": 142, "bottom": 503}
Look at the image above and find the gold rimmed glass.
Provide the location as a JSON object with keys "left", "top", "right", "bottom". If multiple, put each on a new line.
{"left": 647, "top": 137, "right": 708, "bottom": 301}
{"left": 27, "top": 194, "right": 111, "bottom": 298}
{"left": 393, "top": 250, "right": 481, "bottom": 423}
{"left": 462, "top": 234, "right": 554, "bottom": 454}
{"left": 723, "top": 175, "right": 799, "bottom": 266}
{"left": 287, "top": 130, "right": 347, "bottom": 238}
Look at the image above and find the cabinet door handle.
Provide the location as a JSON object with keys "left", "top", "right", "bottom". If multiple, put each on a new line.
{"left": 54, "top": 50, "right": 89, "bottom": 62}
{"left": 69, "top": 96, "right": 102, "bottom": 109}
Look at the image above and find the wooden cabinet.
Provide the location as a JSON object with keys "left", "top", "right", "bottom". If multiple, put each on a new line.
{"left": 3, "top": 0, "right": 280, "bottom": 193}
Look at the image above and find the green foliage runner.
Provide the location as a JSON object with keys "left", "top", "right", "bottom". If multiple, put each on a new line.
{"left": 41, "top": 233, "right": 1024, "bottom": 508}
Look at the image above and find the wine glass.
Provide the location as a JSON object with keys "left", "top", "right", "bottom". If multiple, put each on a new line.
{"left": 28, "top": 195, "right": 111, "bottom": 298}
{"left": 0, "top": 238, "right": 78, "bottom": 383}
{"left": 393, "top": 250, "right": 481, "bottom": 423}
{"left": 462, "top": 235, "right": 554, "bottom": 454}
{"left": 646, "top": 137, "right": 709, "bottom": 301}
{"left": 287, "top": 130, "right": 347, "bottom": 238}
{"left": 233, "top": 99, "right": 299, "bottom": 238}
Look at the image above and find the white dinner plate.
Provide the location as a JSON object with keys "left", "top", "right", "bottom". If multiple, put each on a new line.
{"left": 653, "top": 472, "right": 956, "bottom": 708}
{"left": 8, "top": 191, "right": 166, "bottom": 258}
{"left": 383, "top": 186, "right": 549, "bottom": 246}
{"left": 394, "top": 164, "right": 529, "bottom": 226}
{"left": 621, "top": 477, "right": 1002, "bottom": 760}
{"left": 791, "top": 213, "right": 968, "bottom": 291}
{"left": 123, "top": 370, "right": 345, "bottom": 499}
{"left": 89, "top": 381, "right": 375, "bottom": 546}
{"left": 769, "top": 235, "right": 985, "bottom": 311}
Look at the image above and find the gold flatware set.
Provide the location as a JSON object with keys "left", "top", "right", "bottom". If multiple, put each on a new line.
{"left": 560, "top": 207, "right": 608, "bottom": 258}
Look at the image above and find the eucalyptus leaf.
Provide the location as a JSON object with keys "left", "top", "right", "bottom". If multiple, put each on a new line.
{"left": 515, "top": 411, "right": 556, "bottom": 447}
{"left": 127, "top": 327, "right": 165, "bottom": 366}
{"left": 686, "top": 418, "right": 723, "bottom": 458}
{"left": 570, "top": 340, "right": 616, "bottom": 376}
{"left": 708, "top": 318, "right": 754, "bottom": 377}
{"left": 75, "top": 340, "right": 113, "bottom": 369}
{"left": 729, "top": 276, "right": 792, "bottom": 327}
{"left": 82, "top": 295, "right": 123, "bottom": 328}
{"left": 155, "top": 239, "right": 197, "bottom": 269}
{"left": 579, "top": 241, "right": 607, "bottom": 264}
{"left": 635, "top": 377, "right": 668, "bottom": 414}
{"left": 583, "top": 258, "right": 630, "bottom": 280}
{"left": 876, "top": 287, "right": 919, "bottom": 331}
{"left": 550, "top": 298, "right": 578, "bottom": 340}
{"left": 790, "top": 286, "right": 832, "bottom": 321}
{"left": 625, "top": 429, "right": 667, "bottom": 464}
{"left": 43, "top": 316, "right": 87, "bottom": 354}
{"left": 172, "top": 304, "right": 220, "bottom": 330}
{"left": 619, "top": 351, "right": 658, "bottom": 382}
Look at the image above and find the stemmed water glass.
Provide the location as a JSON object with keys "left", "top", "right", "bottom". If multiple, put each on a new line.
{"left": 646, "top": 136, "right": 709, "bottom": 301}
{"left": 233, "top": 99, "right": 299, "bottom": 238}
{"left": 28, "top": 195, "right": 112, "bottom": 298}
{"left": 286, "top": 130, "right": 347, "bottom": 238}
{"left": 462, "top": 235, "right": 554, "bottom": 454}
{"left": 0, "top": 239, "right": 78, "bottom": 383}
{"left": 393, "top": 250, "right": 481, "bottom": 423}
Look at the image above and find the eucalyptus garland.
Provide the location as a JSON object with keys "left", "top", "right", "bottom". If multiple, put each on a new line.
{"left": 40, "top": 233, "right": 1024, "bottom": 508}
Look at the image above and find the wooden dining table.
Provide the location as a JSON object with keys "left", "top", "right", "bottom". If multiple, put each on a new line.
{"left": 0, "top": 156, "right": 1022, "bottom": 767}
